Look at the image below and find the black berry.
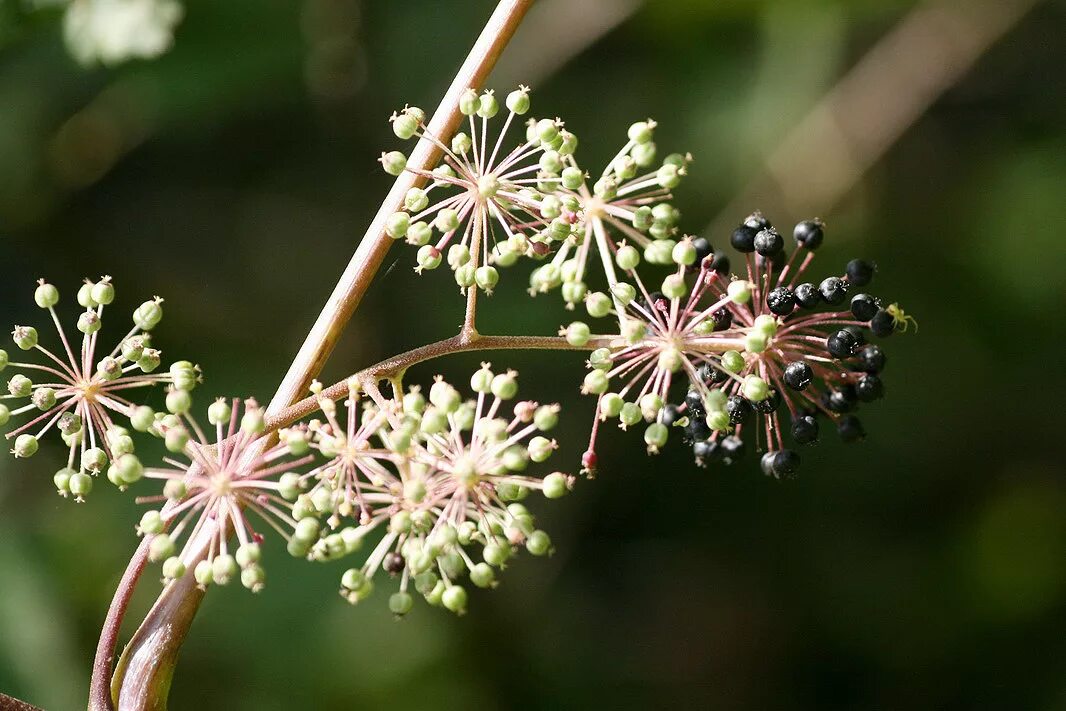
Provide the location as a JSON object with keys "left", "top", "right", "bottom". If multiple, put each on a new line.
{"left": 837, "top": 415, "right": 865, "bottom": 443}
{"left": 855, "top": 374, "right": 883, "bottom": 402}
{"left": 819, "top": 276, "right": 848, "bottom": 305}
{"left": 726, "top": 395, "right": 752, "bottom": 425}
{"left": 754, "top": 227, "right": 784, "bottom": 256}
{"left": 825, "top": 385, "right": 857, "bottom": 413}
{"left": 857, "top": 345, "right": 886, "bottom": 373}
{"left": 384, "top": 552, "right": 405, "bottom": 575}
{"left": 793, "top": 219, "right": 824, "bottom": 250}
{"left": 696, "top": 363, "right": 727, "bottom": 385}
{"left": 719, "top": 435, "right": 746, "bottom": 464}
{"left": 846, "top": 259, "right": 875, "bottom": 286}
{"left": 753, "top": 389, "right": 781, "bottom": 415}
{"left": 660, "top": 403, "right": 681, "bottom": 426}
{"left": 712, "top": 306, "right": 733, "bottom": 331}
{"left": 870, "top": 309, "right": 895, "bottom": 337}
{"left": 772, "top": 449, "right": 801, "bottom": 477}
{"left": 826, "top": 329, "right": 859, "bottom": 359}
{"left": 730, "top": 226, "right": 756, "bottom": 253}
{"left": 794, "top": 282, "right": 821, "bottom": 308}
{"left": 850, "top": 293, "right": 880, "bottom": 321}
{"left": 783, "top": 361, "right": 813, "bottom": 390}
{"left": 693, "top": 438, "right": 722, "bottom": 464}
{"left": 760, "top": 451, "right": 777, "bottom": 476}
{"left": 710, "top": 253, "right": 731, "bottom": 275}
{"left": 767, "top": 286, "right": 796, "bottom": 316}
{"left": 791, "top": 415, "right": 819, "bottom": 444}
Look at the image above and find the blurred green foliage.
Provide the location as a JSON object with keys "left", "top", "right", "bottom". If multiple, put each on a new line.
{"left": 2, "top": 0, "right": 1066, "bottom": 709}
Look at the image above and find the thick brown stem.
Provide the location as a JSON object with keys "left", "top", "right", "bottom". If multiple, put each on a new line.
{"left": 91, "top": 2, "right": 534, "bottom": 709}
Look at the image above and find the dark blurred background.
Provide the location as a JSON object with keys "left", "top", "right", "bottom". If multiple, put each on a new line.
{"left": 2, "top": 0, "right": 1066, "bottom": 709}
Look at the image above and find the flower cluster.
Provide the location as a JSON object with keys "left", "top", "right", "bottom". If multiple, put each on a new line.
{"left": 136, "top": 398, "right": 313, "bottom": 592}
{"left": 130, "top": 367, "right": 570, "bottom": 614}
{"left": 381, "top": 87, "right": 578, "bottom": 294}
{"left": 573, "top": 214, "right": 909, "bottom": 477}
{"left": 282, "top": 369, "right": 569, "bottom": 616}
{"left": 380, "top": 89, "right": 699, "bottom": 311}
{"left": 1, "top": 278, "right": 198, "bottom": 500}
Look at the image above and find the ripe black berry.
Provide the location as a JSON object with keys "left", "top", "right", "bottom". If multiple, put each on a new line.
{"left": 685, "top": 390, "right": 706, "bottom": 419}
{"left": 710, "top": 253, "right": 731, "bottom": 275}
{"left": 857, "top": 345, "right": 886, "bottom": 373}
{"left": 726, "top": 395, "right": 752, "bottom": 425}
{"left": 760, "top": 451, "right": 777, "bottom": 476}
{"left": 754, "top": 227, "right": 785, "bottom": 256}
{"left": 691, "top": 237, "right": 713, "bottom": 266}
{"left": 791, "top": 415, "right": 819, "bottom": 444}
{"left": 696, "top": 363, "right": 727, "bottom": 385}
{"left": 384, "top": 552, "right": 405, "bottom": 575}
{"left": 850, "top": 293, "right": 880, "bottom": 321}
{"left": 712, "top": 306, "right": 733, "bottom": 331}
{"left": 783, "top": 361, "right": 813, "bottom": 390}
{"left": 730, "top": 226, "right": 756, "bottom": 253}
{"left": 825, "top": 385, "right": 857, "bottom": 413}
{"left": 793, "top": 219, "right": 824, "bottom": 250}
{"left": 846, "top": 259, "right": 875, "bottom": 286}
{"left": 719, "top": 435, "right": 745, "bottom": 464}
{"left": 870, "top": 309, "right": 895, "bottom": 337}
{"left": 837, "top": 415, "right": 865, "bottom": 443}
{"left": 772, "top": 449, "right": 801, "bottom": 478}
{"left": 826, "top": 329, "right": 859, "bottom": 359}
{"left": 855, "top": 374, "right": 884, "bottom": 402}
{"left": 744, "top": 211, "right": 770, "bottom": 231}
{"left": 767, "top": 286, "right": 796, "bottom": 316}
{"left": 753, "top": 389, "right": 781, "bottom": 414}
{"left": 794, "top": 282, "right": 821, "bottom": 308}
{"left": 660, "top": 403, "right": 681, "bottom": 426}
{"left": 693, "top": 438, "right": 722, "bottom": 464}
{"left": 685, "top": 416, "right": 711, "bottom": 444}
{"left": 819, "top": 276, "right": 848, "bottom": 305}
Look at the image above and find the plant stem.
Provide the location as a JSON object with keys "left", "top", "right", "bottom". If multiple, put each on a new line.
{"left": 91, "top": 2, "right": 535, "bottom": 709}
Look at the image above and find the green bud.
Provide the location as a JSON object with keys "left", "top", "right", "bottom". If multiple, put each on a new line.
{"left": 470, "top": 562, "right": 495, "bottom": 588}
{"left": 386, "top": 211, "right": 410, "bottom": 239}
{"left": 241, "top": 565, "right": 266, "bottom": 592}
{"left": 162, "top": 557, "right": 186, "bottom": 581}
{"left": 77, "top": 282, "right": 97, "bottom": 308}
{"left": 34, "top": 282, "right": 60, "bottom": 308}
{"left": 506, "top": 87, "right": 530, "bottom": 115}
{"left": 389, "top": 591, "right": 414, "bottom": 616}
{"left": 91, "top": 279, "right": 115, "bottom": 305}
{"left": 139, "top": 510, "right": 165, "bottom": 535}
{"left": 526, "top": 530, "right": 552, "bottom": 556}
{"left": 12, "top": 326, "right": 38, "bottom": 350}
{"left": 644, "top": 422, "right": 668, "bottom": 451}
{"left": 392, "top": 112, "right": 419, "bottom": 140}
{"left": 451, "top": 131, "right": 472, "bottom": 155}
{"left": 81, "top": 447, "right": 107, "bottom": 472}
{"left": 561, "top": 166, "right": 584, "bottom": 190}
{"left": 582, "top": 369, "right": 609, "bottom": 395}
{"left": 662, "top": 273, "right": 687, "bottom": 299}
{"left": 721, "top": 350, "right": 745, "bottom": 373}
{"left": 380, "top": 150, "right": 407, "bottom": 176}
{"left": 165, "top": 388, "right": 192, "bottom": 415}
{"left": 442, "top": 585, "right": 468, "bottom": 615}
{"left": 742, "top": 375, "right": 770, "bottom": 402}
{"left": 542, "top": 472, "right": 569, "bottom": 499}
{"left": 212, "top": 554, "right": 238, "bottom": 585}
{"left": 407, "top": 221, "right": 432, "bottom": 246}
{"left": 133, "top": 299, "right": 163, "bottom": 330}
{"left": 534, "top": 404, "right": 559, "bottom": 431}
{"left": 627, "top": 120, "right": 655, "bottom": 144}
{"left": 149, "top": 534, "right": 175, "bottom": 562}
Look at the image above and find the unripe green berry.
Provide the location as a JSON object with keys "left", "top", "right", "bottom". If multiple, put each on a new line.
{"left": 386, "top": 211, "right": 410, "bottom": 239}
{"left": 381, "top": 150, "right": 407, "bottom": 176}
{"left": 442, "top": 585, "right": 468, "bottom": 614}
{"left": 644, "top": 422, "right": 668, "bottom": 451}
{"left": 506, "top": 87, "right": 530, "bottom": 114}
{"left": 721, "top": 350, "right": 745, "bottom": 373}
{"left": 564, "top": 321, "right": 591, "bottom": 347}
{"left": 742, "top": 375, "right": 770, "bottom": 402}
{"left": 148, "top": 533, "right": 175, "bottom": 562}
{"left": 162, "top": 557, "right": 186, "bottom": 580}
{"left": 133, "top": 300, "right": 163, "bottom": 330}
{"left": 392, "top": 112, "right": 419, "bottom": 140}
{"left": 526, "top": 530, "right": 552, "bottom": 556}
{"left": 628, "top": 120, "right": 655, "bottom": 144}
{"left": 212, "top": 554, "right": 238, "bottom": 585}
{"left": 542, "top": 472, "right": 568, "bottom": 499}
{"left": 12, "top": 326, "right": 37, "bottom": 350}
{"left": 34, "top": 282, "right": 60, "bottom": 308}
{"left": 728, "top": 280, "right": 752, "bottom": 304}
{"left": 91, "top": 279, "right": 115, "bottom": 305}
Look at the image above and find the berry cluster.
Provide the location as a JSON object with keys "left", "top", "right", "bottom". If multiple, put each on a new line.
{"left": 577, "top": 212, "right": 909, "bottom": 477}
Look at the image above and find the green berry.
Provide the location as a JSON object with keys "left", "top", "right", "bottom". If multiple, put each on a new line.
{"left": 34, "top": 282, "right": 60, "bottom": 308}
{"left": 542, "top": 472, "right": 569, "bottom": 499}
{"left": 380, "top": 150, "right": 407, "bottom": 176}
